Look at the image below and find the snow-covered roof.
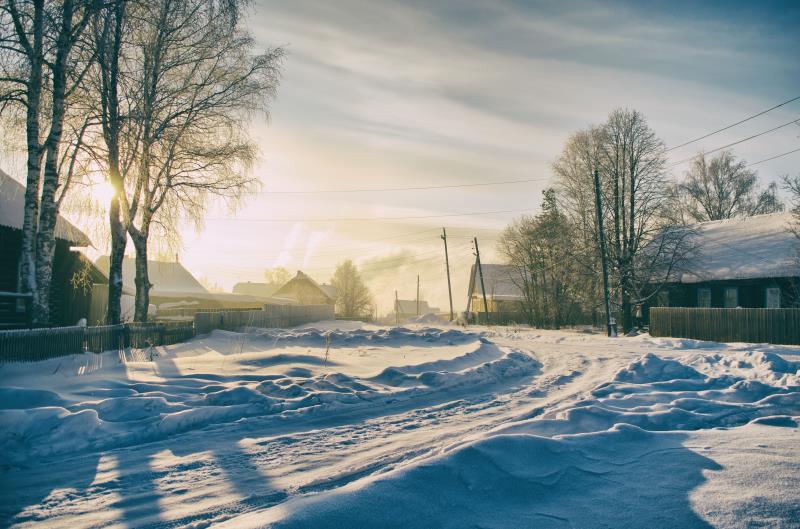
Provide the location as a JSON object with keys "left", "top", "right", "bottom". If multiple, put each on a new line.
{"left": 232, "top": 282, "right": 282, "bottom": 297}
{"left": 320, "top": 284, "right": 338, "bottom": 300}
{"left": 273, "top": 271, "right": 337, "bottom": 302}
{"left": 677, "top": 212, "right": 799, "bottom": 283}
{"left": 0, "top": 168, "right": 91, "bottom": 246}
{"left": 95, "top": 256, "right": 209, "bottom": 294}
{"left": 468, "top": 264, "right": 525, "bottom": 300}
{"left": 395, "top": 299, "right": 439, "bottom": 314}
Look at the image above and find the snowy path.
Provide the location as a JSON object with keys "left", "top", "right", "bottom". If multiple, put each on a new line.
{"left": 2, "top": 325, "right": 799, "bottom": 528}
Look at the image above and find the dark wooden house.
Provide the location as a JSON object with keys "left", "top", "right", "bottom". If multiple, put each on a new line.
{"left": 0, "top": 169, "right": 105, "bottom": 328}
{"left": 651, "top": 213, "right": 799, "bottom": 312}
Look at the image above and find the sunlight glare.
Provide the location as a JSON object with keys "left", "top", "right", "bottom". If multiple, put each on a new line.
{"left": 93, "top": 181, "right": 117, "bottom": 207}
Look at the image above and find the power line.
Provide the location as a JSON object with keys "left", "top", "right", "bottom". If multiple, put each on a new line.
{"left": 255, "top": 176, "right": 549, "bottom": 195}
{"left": 205, "top": 207, "right": 534, "bottom": 223}
{"left": 666, "top": 95, "right": 800, "bottom": 152}
{"left": 746, "top": 147, "right": 800, "bottom": 167}
{"left": 667, "top": 117, "right": 800, "bottom": 168}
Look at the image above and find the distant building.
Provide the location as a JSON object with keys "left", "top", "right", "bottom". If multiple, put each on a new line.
{"left": 272, "top": 271, "right": 337, "bottom": 305}
{"left": 232, "top": 281, "right": 282, "bottom": 298}
{"left": 393, "top": 299, "right": 440, "bottom": 322}
{"left": 466, "top": 263, "right": 525, "bottom": 314}
{"left": 0, "top": 169, "right": 106, "bottom": 328}
{"left": 94, "top": 257, "right": 275, "bottom": 320}
{"left": 650, "top": 213, "right": 799, "bottom": 310}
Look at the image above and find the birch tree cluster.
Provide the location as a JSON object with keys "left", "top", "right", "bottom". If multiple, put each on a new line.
{"left": 502, "top": 108, "right": 782, "bottom": 333}
{"left": 1, "top": 0, "right": 283, "bottom": 325}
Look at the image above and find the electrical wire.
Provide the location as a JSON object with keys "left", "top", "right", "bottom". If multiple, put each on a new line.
{"left": 204, "top": 207, "right": 535, "bottom": 223}
{"left": 745, "top": 147, "right": 800, "bottom": 167}
{"left": 667, "top": 117, "right": 800, "bottom": 168}
{"left": 255, "top": 176, "right": 549, "bottom": 194}
{"left": 666, "top": 95, "right": 800, "bottom": 152}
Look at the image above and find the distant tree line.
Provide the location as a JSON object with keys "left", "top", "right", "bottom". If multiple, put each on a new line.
{"left": 1, "top": 0, "right": 283, "bottom": 325}
{"left": 500, "top": 108, "right": 786, "bottom": 333}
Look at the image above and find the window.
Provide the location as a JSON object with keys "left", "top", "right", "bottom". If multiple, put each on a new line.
{"left": 724, "top": 287, "right": 738, "bottom": 308}
{"left": 766, "top": 287, "right": 781, "bottom": 308}
{"left": 657, "top": 291, "right": 669, "bottom": 307}
{"left": 697, "top": 288, "right": 711, "bottom": 308}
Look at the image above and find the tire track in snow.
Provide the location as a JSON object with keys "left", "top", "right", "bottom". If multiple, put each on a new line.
{"left": 5, "top": 332, "right": 630, "bottom": 529}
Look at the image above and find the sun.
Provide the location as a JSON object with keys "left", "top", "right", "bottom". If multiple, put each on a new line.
{"left": 93, "top": 181, "right": 117, "bottom": 206}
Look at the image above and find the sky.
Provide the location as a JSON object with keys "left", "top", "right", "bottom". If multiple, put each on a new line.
{"left": 11, "top": 0, "right": 800, "bottom": 316}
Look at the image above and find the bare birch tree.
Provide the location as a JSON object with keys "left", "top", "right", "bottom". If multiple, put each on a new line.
{"left": 331, "top": 260, "right": 373, "bottom": 318}
{"left": 107, "top": 0, "right": 282, "bottom": 321}
{"left": 678, "top": 150, "right": 783, "bottom": 222}
{"left": 1, "top": 0, "right": 100, "bottom": 325}
{"left": 90, "top": 0, "right": 132, "bottom": 324}
{"left": 554, "top": 109, "right": 694, "bottom": 332}
{"left": 552, "top": 126, "right": 606, "bottom": 324}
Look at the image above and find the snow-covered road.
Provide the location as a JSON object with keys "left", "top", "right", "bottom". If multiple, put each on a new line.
{"left": 2, "top": 324, "right": 799, "bottom": 528}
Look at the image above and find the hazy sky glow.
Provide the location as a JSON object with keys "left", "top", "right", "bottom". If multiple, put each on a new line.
{"left": 53, "top": 0, "right": 800, "bottom": 313}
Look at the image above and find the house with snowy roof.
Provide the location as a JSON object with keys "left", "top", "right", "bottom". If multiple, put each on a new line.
{"left": 393, "top": 299, "right": 441, "bottom": 321}
{"left": 466, "top": 263, "right": 526, "bottom": 314}
{"left": 93, "top": 256, "right": 276, "bottom": 319}
{"left": 272, "top": 271, "right": 337, "bottom": 306}
{"left": 232, "top": 281, "right": 282, "bottom": 298}
{"left": 652, "top": 213, "right": 799, "bottom": 309}
{"left": 0, "top": 169, "right": 106, "bottom": 327}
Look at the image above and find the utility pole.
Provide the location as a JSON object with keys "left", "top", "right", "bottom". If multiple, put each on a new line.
{"left": 395, "top": 290, "right": 399, "bottom": 326}
{"left": 593, "top": 168, "right": 615, "bottom": 337}
{"left": 474, "top": 237, "right": 490, "bottom": 325}
{"left": 441, "top": 228, "right": 454, "bottom": 321}
{"left": 416, "top": 275, "right": 420, "bottom": 316}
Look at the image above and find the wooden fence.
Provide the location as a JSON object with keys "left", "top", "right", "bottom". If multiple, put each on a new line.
{"left": 649, "top": 307, "right": 800, "bottom": 345}
{"left": 0, "top": 321, "right": 195, "bottom": 363}
{"left": 0, "top": 304, "right": 335, "bottom": 363}
{"left": 156, "top": 306, "right": 262, "bottom": 320}
{"left": 194, "top": 304, "right": 334, "bottom": 334}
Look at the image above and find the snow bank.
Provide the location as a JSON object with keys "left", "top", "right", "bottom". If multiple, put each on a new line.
{"left": 0, "top": 328, "right": 538, "bottom": 463}
{"left": 404, "top": 313, "right": 446, "bottom": 324}
{"left": 241, "top": 326, "right": 476, "bottom": 348}
{"left": 241, "top": 348, "right": 800, "bottom": 528}
{"left": 223, "top": 425, "right": 730, "bottom": 529}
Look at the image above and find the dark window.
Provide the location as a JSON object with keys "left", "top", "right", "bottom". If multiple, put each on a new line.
{"left": 765, "top": 287, "right": 781, "bottom": 308}
{"left": 724, "top": 287, "right": 738, "bottom": 308}
{"left": 697, "top": 288, "right": 711, "bottom": 308}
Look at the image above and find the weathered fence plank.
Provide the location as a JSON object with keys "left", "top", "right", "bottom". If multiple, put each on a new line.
{"left": 650, "top": 308, "right": 800, "bottom": 345}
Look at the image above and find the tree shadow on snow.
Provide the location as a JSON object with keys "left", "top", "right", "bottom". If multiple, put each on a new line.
{"left": 0, "top": 450, "right": 101, "bottom": 527}
{"left": 266, "top": 428, "right": 726, "bottom": 529}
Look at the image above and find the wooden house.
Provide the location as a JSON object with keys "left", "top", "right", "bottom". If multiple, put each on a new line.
{"left": 0, "top": 169, "right": 106, "bottom": 328}
{"left": 93, "top": 256, "right": 274, "bottom": 320}
{"left": 272, "top": 271, "right": 337, "bottom": 306}
{"left": 232, "top": 281, "right": 282, "bottom": 298}
{"left": 393, "top": 299, "right": 441, "bottom": 322}
{"left": 466, "top": 263, "right": 526, "bottom": 314}
{"left": 650, "top": 213, "right": 799, "bottom": 311}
